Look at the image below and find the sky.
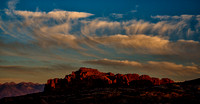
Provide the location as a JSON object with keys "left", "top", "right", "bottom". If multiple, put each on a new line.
{"left": 0, "top": 0, "right": 200, "bottom": 83}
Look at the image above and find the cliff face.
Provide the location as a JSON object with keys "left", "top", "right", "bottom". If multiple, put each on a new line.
{"left": 44, "top": 67, "right": 174, "bottom": 91}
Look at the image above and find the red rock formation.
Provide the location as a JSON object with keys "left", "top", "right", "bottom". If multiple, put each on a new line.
{"left": 125, "top": 74, "right": 139, "bottom": 82}
{"left": 160, "top": 78, "right": 174, "bottom": 85}
{"left": 44, "top": 67, "right": 174, "bottom": 91}
{"left": 86, "top": 75, "right": 113, "bottom": 86}
{"left": 65, "top": 73, "right": 76, "bottom": 83}
{"left": 151, "top": 77, "right": 160, "bottom": 85}
{"left": 114, "top": 74, "right": 129, "bottom": 86}
{"left": 106, "top": 72, "right": 115, "bottom": 76}
{"left": 139, "top": 75, "right": 151, "bottom": 80}
{"left": 47, "top": 79, "right": 55, "bottom": 88}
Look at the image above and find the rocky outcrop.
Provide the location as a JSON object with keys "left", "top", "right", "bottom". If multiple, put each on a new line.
{"left": 160, "top": 78, "right": 174, "bottom": 85}
{"left": 151, "top": 77, "right": 160, "bottom": 85}
{"left": 44, "top": 67, "right": 174, "bottom": 91}
{"left": 125, "top": 74, "right": 139, "bottom": 82}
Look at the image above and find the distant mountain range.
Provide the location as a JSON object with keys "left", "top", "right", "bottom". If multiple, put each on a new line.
{"left": 0, "top": 67, "right": 199, "bottom": 104}
{"left": 0, "top": 82, "right": 44, "bottom": 99}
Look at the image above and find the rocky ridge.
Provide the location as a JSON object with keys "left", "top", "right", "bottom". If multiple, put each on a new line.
{"left": 45, "top": 67, "right": 174, "bottom": 91}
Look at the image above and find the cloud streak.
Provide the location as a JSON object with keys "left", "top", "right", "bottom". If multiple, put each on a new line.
{"left": 89, "top": 34, "right": 200, "bottom": 61}
{"left": 7, "top": 0, "right": 18, "bottom": 10}
{"left": 84, "top": 59, "right": 200, "bottom": 81}
{"left": 123, "top": 17, "right": 200, "bottom": 40}
{"left": 84, "top": 58, "right": 142, "bottom": 67}
{"left": 13, "top": 10, "right": 94, "bottom": 20}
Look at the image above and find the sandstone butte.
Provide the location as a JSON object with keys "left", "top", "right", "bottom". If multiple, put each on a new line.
{"left": 44, "top": 67, "right": 174, "bottom": 91}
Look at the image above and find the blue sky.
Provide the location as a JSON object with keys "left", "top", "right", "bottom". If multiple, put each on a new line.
{"left": 0, "top": 0, "right": 200, "bottom": 83}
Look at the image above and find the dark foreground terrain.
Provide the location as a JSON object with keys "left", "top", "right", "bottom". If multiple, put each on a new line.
{"left": 0, "top": 67, "right": 200, "bottom": 104}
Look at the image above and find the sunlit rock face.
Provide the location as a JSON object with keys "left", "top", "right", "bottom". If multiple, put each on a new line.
{"left": 44, "top": 67, "right": 174, "bottom": 91}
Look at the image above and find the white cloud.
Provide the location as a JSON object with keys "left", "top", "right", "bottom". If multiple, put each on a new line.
{"left": 14, "top": 11, "right": 45, "bottom": 18}
{"left": 90, "top": 34, "right": 200, "bottom": 58}
{"left": 92, "top": 34, "right": 170, "bottom": 54}
{"left": 47, "top": 10, "right": 94, "bottom": 19}
{"left": 8, "top": 0, "right": 18, "bottom": 10}
{"left": 151, "top": 14, "right": 194, "bottom": 20}
{"left": 84, "top": 58, "right": 142, "bottom": 67}
{"left": 130, "top": 10, "right": 137, "bottom": 13}
{"left": 81, "top": 19, "right": 121, "bottom": 36}
{"left": 111, "top": 13, "right": 123, "bottom": 19}
{"left": 14, "top": 10, "right": 94, "bottom": 20}
{"left": 151, "top": 15, "right": 171, "bottom": 20}
{"left": 181, "top": 15, "right": 194, "bottom": 20}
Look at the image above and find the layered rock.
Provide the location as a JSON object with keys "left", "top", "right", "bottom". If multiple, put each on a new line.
{"left": 44, "top": 67, "right": 174, "bottom": 91}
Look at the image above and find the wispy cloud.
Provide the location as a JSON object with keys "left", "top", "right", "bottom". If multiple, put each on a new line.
{"left": 13, "top": 10, "right": 94, "bottom": 20}
{"left": 88, "top": 34, "right": 200, "bottom": 61}
{"left": 84, "top": 58, "right": 142, "bottom": 67}
{"left": 0, "top": 0, "right": 200, "bottom": 82}
{"left": 1, "top": 10, "right": 200, "bottom": 61}
{"left": 111, "top": 13, "right": 123, "bottom": 19}
{"left": 151, "top": 15, "right": 195, "bottom": 20}
{"left": 7, "top": 0, "right": 18, "bottom": 10}
{"left": 84, "top": 59, "right": 200, "bottom": 81}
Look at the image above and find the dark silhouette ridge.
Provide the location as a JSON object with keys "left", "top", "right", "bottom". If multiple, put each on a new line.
{"left": 0, "top": 67, "right": 200, "bottom": 104}
{"left": 182, "top": 78, "right": 200, "bottom": 85}
{"left": 44, "top": 67, "right": 174, "bottom": 91}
